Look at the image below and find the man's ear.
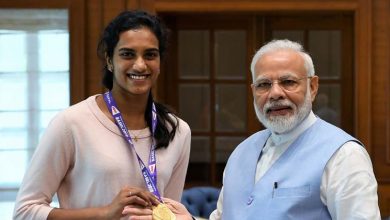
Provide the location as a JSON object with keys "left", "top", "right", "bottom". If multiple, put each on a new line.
{"left": 250, "top": 83, "right": 256, "bottom": 98}
{"left": 310, "top": 75, "right": 319, "bottom": 102}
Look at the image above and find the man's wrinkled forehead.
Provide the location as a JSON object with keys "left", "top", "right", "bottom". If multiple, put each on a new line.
{"left": 254, "top": 50, "right": 306, "bottom": 76}
{"left": 254, "top": 72, "right": 298, "bottom": 82}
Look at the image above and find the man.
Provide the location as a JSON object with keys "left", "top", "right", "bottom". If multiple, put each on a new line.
{"left": 132, "top": 39, "right": 381, "bottom": 220}
{"left": 208, "top": 39, "right": 380, "bottom": 219}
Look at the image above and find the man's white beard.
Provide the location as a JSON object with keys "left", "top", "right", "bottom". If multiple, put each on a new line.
{"left": 254, "top": 89, "right": 312, "bottom": 134}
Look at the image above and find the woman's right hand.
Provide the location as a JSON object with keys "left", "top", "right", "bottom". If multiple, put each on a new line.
{"left": 103, "top": 186, "right": 159, "bottom": 220}
{"left": 47, "top": 186, "right": 159, "bottom": 220}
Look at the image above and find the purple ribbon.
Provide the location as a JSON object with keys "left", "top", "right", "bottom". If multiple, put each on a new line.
{"left": 103, "top": 91, "right": 161, "bottom": 200}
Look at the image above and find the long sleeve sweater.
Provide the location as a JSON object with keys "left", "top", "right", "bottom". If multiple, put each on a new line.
{"left": 13, "top": 95, "right": 191, "bottom": 220}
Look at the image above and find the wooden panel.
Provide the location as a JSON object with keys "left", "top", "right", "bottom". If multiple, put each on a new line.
{"left": 85, "top": 0, "right": 104, "bottom": 96}
{"left": 103, "top": 0, "right": 126, "bottom": 26}
{"left": 69, "top": 0, "right": 87, "bottom": 104}
{"left": 379, "top": 185, "right": 390, "bottom": 216}
{"left": 126, "top": 0, "right": 155, "bottom": 11}
{"left": 155, "top": 0, "right": 357, "bottom": 12}
{"left": 388, "top": 0, "right": 390, "bottom": 173}
{"left": 372, "top": 0, "right": 390, "bottom": 190}
{"left": 158, "top": 15, "right": 177, "bottom": 104}
{"left": 140, "top": 0, "right": 155, "bottom": 12}
{"left": 387, "top": 0, "right": 390, "bottom": 213}
{"left": 126, "top": 0, "right": 139, "bottom": 9}
{"left": 0, "top": 0, "right": 72, "bottom": 8}
{"left": 354, "top": 0, "right": 372, "bottom": 156}
{"left": 247, "top": 15, "right": 262, "bottom": 134}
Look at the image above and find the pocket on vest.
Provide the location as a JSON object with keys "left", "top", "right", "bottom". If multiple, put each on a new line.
{"left": 274, "top": 185, "right": 311, "bottom": 198}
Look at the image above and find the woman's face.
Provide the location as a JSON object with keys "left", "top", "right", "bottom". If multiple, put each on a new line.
{"left": 108, "top": 27, "right": 160, "bottom": 96}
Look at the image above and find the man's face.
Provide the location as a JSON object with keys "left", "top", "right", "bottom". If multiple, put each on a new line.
{"left": 251, "top": 49, "right": 318, "bottom": 134}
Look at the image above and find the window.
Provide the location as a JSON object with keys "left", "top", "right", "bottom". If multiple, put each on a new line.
{"left": 0, "top": 9, "right": 69, "bottom": 219}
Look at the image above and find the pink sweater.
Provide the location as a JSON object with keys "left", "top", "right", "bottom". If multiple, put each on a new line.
{"left": 13, "top": 95, "right": 191, "bottom": 220}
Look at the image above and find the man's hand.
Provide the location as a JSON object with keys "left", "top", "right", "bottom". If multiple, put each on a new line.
{"left": 163, "top": 197, "right": 193, "bottom": 220}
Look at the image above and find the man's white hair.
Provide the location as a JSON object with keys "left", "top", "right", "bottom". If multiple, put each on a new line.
{"left": 250, "top": 39, "right": 315, "bottom": 81}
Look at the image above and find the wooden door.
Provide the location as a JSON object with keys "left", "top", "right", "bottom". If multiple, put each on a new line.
{"left": 161, "top": 12, "right": 354, "bottom": 187}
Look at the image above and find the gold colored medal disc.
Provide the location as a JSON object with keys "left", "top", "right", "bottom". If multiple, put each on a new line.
{"left": 152, "top": 203, "right": 176, "bottom": 220}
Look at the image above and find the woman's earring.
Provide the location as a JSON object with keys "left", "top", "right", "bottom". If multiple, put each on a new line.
{"left": 108, "top": 65, "right": 113, "bottom": 72}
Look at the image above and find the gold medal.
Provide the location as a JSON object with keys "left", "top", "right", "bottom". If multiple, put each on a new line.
{"left": 152, "top": 203, "right": 176, "bottom": 220}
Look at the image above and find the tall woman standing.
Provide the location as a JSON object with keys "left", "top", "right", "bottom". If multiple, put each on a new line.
{"left": 14, "top": 10, "right": 191, "bottom": 220}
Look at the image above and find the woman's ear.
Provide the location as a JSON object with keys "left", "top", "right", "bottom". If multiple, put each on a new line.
{"left": 106, "top": 56, "right": 113, "bottom": 72}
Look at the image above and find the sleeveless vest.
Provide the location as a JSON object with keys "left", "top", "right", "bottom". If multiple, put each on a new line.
{"left": 222, "top": 119, "right": 360, "bottom": 220}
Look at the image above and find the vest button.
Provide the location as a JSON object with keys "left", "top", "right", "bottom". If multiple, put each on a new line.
{"left": 247, "top": 196, "right": 254, "bottom": 205}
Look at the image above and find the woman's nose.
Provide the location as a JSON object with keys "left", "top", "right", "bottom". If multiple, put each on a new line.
{"left": 133, "top": 57, "right": 147, "bottom": 72}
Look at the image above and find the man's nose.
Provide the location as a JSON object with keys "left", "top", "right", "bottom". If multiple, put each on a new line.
{"left": 268, "top": 82, "right": 285, "bottom": 100}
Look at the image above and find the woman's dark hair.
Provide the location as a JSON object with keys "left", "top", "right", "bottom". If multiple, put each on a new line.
{"left": 97, "top": 10, "right": 177, "bottom": 149}
{"left": 97, "top": 10, "right": 168, "bottom": 89}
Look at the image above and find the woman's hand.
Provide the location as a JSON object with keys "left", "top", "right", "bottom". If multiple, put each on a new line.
{"left": 103, "top": 186, "right": 159, "bottom": 220}
{"left": 47, "top": 186, "right": 159, "bottom": 220}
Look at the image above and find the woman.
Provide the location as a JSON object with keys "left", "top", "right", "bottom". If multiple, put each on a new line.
{"left": 13, "top": 10, "right": 191, "bottom": 220}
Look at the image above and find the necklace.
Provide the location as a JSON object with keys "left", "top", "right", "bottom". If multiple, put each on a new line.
{"left": 129, "top": 129, "right": 148, "bottom": 142}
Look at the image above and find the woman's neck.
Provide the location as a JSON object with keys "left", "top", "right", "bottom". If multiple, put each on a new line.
{"left": 105, "top": 89, "right": 150, "bottom": 129}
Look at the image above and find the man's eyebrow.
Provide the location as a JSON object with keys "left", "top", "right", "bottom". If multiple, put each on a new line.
{"left": 254, "top": 73, "right": 298, "bottom": 82}
{"left": 279, "top": 73, "right": 297, "bottom": 79}
{"left": 254, "top": 75, "right": 269, "bottom": 81}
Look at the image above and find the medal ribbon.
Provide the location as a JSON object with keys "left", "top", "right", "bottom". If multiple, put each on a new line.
{"left": 103, "top": 91, "right": 161, "bottom": 200}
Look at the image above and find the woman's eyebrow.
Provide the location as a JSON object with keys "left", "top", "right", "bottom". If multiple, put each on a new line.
{"left": 118, "top": 48, "right": 134, "bottom": 52}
